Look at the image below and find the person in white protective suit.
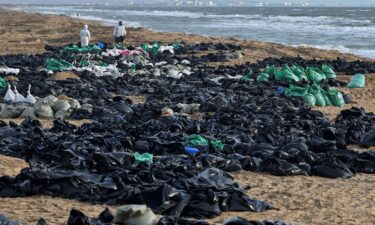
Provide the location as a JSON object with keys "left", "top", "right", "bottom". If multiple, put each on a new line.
{"left": 113, "top": 21, "right": 127, "bottom": 44}
{"left": 80, "top": 25, "right": 91, "bottom": 47}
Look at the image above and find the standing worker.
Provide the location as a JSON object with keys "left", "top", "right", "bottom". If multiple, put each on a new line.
{"left": 113, "top": 21, "right": 126, "bottom": 44}
{"left": 80, "top": 25, "right": 91, "bottom": 47}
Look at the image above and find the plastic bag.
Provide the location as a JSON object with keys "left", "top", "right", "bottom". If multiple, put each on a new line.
{"left": 62, "top": 44, "right": 101, "bottom": 53}
{"left": 284, "top": 85, "right": 309, "bottom": 97}
{"left": 321, "top": 64, "right": 336, "bottom": 79}
{"left": 186, "top": 134, "right": 208, "bottom": 146}
{"left": 322, "top": 92, "right": 333, "bottom": 106}
{"left": 310, "top": 84, "right": 326, "bottom": 107}
{"left": 327, "top": 87, "right": 345, "bottom": 107}
{"left": 211, "top": 140, "right": 224, "bottom": 150}
{"left": 256, "top": 73, "right": 269, "bottom": 82}
{"left": 4, "top": 83, "right": 15, "bottom": 102}
{"left": 47, "top": 58, "right": 74, "bottom": 71}
{"left": 263, "top": 65, "right": 276, "bottom": 75}
{"left": 0, "top": 77, "right": 6, "bottom": 89}
{"left": 242, "top": 69, "right": 253, "bottom": 81}
{"left": 185, "top": 134, "right": 209, "bottom": 152}
{"left": 306, "top": 67, "right": 326, "bottom": 83}
{"left": 347, "top": 74, "right": 365, "bottom": 89}
{"left": 134, "top": 152, "right": 153, "bottom": 163}
{"left": 113, "top": 205, "right": 157, "bottom": 225}
{"left": 304, "top": 94, "right": 316, "bottom": 106}
{"left": 275, "top": 66, "right": 300, "bottom": 83}
{"left": 291, "top": 65, "right": 308, "bottom": 81}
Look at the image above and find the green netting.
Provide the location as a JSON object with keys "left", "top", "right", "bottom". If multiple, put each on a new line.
{"left": 275, "top": 66, "right": 300, "bottom": 83}
{"left": 185, "top": 134, "right": 208, "bottom": 146}
{"left": 256, "top": 73, "right": 269, "bottom": 82}
{"left": 134, "top": 152, "right": 153, "bottom": 163}
{"left": 0, "top": 77, "right": 6, "bottom": 89}
{"left": 211, "top": 140, "right": 224, "bottom": 150}
{"left": 264, "top": 65, "right": 276, "bottom": 76}
{"left": 321, "top": 64, "right": 336, "bottom": 79}
{"left": 284, "top": 84, "right": 309, "bottom": 97}
{"left": 304, "top": 94, "right": 316, "bottom": 106}
{"left": 310, "top": 84, "right": 326, "bottom": 107}
{"left": 306, "top": 67, "right": 326, "bottom": 83}
{"left": 347, "top": 74, "right": 366, "bottom": 89}
{"left": 62, "top": 44, "right": 101, "bottom": 53}
{"left": 47, "top": 58, "right": 74, "bottom": 71}
{"left": 327, "top": 87, "right": 345, "bottom": 107}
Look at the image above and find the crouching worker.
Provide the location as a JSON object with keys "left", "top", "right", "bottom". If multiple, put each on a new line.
{"left": 80, "top": 25, "right": 91, "bottom": 47}
{"left": 113, "top": 21, "right": 126, "bottom": 44}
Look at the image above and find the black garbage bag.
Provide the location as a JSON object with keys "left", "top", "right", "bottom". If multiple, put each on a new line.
{"left": 36, "top": 218, "right": 48, "bottom": 225}
{"left": 313, "top": 157, "right": 354, "bottom": 178}
{"left": 97, "top": 208, "right": 114, "bottom": 224}
{"left": 184, "top": 168, "right": 273, "bottom": 218}
{"left": 157, "top": 217, "right": 210, "bottom": 225}
{"left": 353, "top": 151, "right": 375, "bottom": 173}
{"left": 141, "top": 184, "right": 191, "bottom": 217}
{"left": 0, "top": 214, "right": 21, "bottom": 225}
{"left": 260, "top": 157, "right": 307, "bottom": 176}
{"left": 359, "top": 130, "right": 375, "bottom": 147}
{"left": 223, "top": 217, "right": 295, "bottom": 225}
{"left": 67, "top": 209, "right": 91, "bottom": 225}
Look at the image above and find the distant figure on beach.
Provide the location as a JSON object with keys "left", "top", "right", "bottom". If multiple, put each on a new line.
{"left": 113, "top": 21, "right": 126, "bottom": 44}
{"left": 80, "top": 25, "right": 91, "bottom": 47}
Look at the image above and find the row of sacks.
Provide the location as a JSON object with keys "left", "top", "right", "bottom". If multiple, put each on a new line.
{"left": 0, "top": 95, "right": 93, "bottom": 119}
{"left": 0, "top": 205, "right": 294, "bottom": 225}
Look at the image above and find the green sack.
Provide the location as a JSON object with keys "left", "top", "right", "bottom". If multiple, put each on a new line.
{"left": 172, "top": 42, "right": 183, "bottom": 50}
{"left": 327, "top": 87, "right": 345, "bottom": 107}
{"left": 151, "top": 42, "right": 162, "bottom": 55}
{"left": 242, "top": 69, "right": 253, "bottom": 81}
{"left": 304, "top": 94, "right": 316, "bottom": 106}
{"left": 277, "top": 66, "right": 300, "bottom": 83}
{"left": 306, "top": 68, "right": 326, "bottom": 83}
{"left": 0, "top": 77, "right": 6, "bottom": 89}
{"left": 141, "top": 43, "right": 149, "bottom": 52}
{"left": 310, "top": 84, "right": 326, "bottom": 107}
{"left": 134, "top": 152, "right": 153, "bottom": 163}
{"left": 185, "top": 134, "right": 208, "bottom": 146}
{"left": 62, "top": 44, "right": 101, "bottom": 53}
{"left": 284, "top": 84, "right": 309, "bottom": 97}
{"left": 47, "top": 58, "right": 74, "bottom": 71}
{"left": 291, "top": 65, "right": 308, "bottom": 81}
{"left": 264, "top": 65, "right": 276, "bottom": 75}
{"left": 115, "top": 43, "right": 127, "bottom": 50}
{"left": 347, "top": 74, "right": 365, "bottom": 89}
{"left": 322, "top": 92, "right": 333, "bottom": 106}
{"left": 256, "top": 73, "right": 269, "bottom": 82}
{"left": 321, "top": 64, "right": 336, "bottom": 79}
{"left": 211, "top": 140, "right": 224, "bottom": 150}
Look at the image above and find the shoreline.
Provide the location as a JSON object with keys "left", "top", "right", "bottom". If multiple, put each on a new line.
{"left": 0, "top": 7, "right": 374, "bottom": 62}
{"left": 1, "top": 6, "right": 375, "bottom": 225}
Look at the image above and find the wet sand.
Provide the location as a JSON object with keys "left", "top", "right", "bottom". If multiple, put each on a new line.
{"left": 0, "top": 7, "right": 375, "bottom": 225}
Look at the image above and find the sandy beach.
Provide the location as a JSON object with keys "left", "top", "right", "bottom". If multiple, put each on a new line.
{"left": 0, "top": 7, "right": 375, "bottom": 225}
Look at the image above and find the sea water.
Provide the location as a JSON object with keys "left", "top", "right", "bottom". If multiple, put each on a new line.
{"left": 16, "top": 5, "right": 375, "bottom": 58}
